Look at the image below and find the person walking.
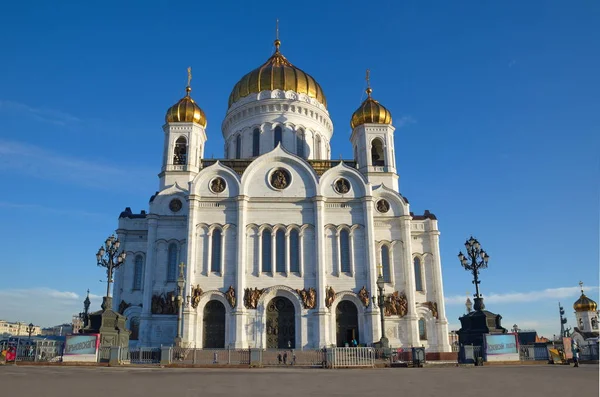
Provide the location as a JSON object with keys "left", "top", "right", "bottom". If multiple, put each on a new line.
{"left": 571, "top": 339, "right": 580, "bottom": 367}
{"left": 283, "top": 351, "right": 288, "bottom": 365}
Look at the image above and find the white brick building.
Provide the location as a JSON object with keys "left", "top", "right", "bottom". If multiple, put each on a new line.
{"left": 113, "top": 39, "right": 451, "bottom": 352}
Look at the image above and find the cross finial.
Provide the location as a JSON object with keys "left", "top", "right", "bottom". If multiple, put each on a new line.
{"left": 365, "top": 69, "right": 372, "bottom": 97}
{"left": 179, "top": 262, "right": 185, "bottom": 278}
{"left": 186, "top": 67, "right": 192, "bottom": 95}
{"left": 579, "top": 281, "right": 584, "bottom": 294}
{"left": 274, "top": 19, "right": 281, "bottom": 52}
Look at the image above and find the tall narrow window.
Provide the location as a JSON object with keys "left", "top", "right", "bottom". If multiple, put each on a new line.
{"left": 354, "top": 146, "right": 358, "bottom": 166}
{"left": 274, "top": 126, "right": 282, "bottom": 148}
{"left": 315, "top": 135, "right": 322, "bottom": 159}
{"left": 262, "top": 230, "right": 272, "bottom": 272}
{"left": 252, "top": 128, "right": 260, "bottom": 156}
{"left": 130, "top": 317, "right": 140, "bottom": 340}
{"left": 340, "top": 229, "right": 351, "bottom": 273}
{"left": 381, "top": 246, "right": 391, "bottom": 282}
{"left": 276, "top": 229, "right": 286, "bottom": 272}
{"left": 414, "top": 257, "right": 423, "bottom": 291}
{"left": 371, "top": 138, "right": 385, "bottom": 166}
{"left": 290, "top": 229, "right": 300, "bottom": 273}
{"left": 235, "top": 135, "right": 241, "bottom": 159}
{"left": 167, "top": 243, "right": 178, "bottom": 281}
{"left": 418, "top": 318, "right": 427, "bottom": 340}
{"left": 296, "top": 130, "right": 304, "bottom": 157}
{"left": 211, "top": 229, "right": 222, "bottom": 273}
{"left": 133, "top": 255, "right": 143, "bottom": 290}
{"left": 174, "top": 137, "right": 187, "bottom": 165}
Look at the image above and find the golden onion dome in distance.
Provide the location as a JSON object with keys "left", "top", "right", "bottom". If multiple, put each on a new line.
{"left": 350, "top": 69, "right": 392, "bottom": 129}
{"left": 228, "top": 38, "right": 327, "bottom": 109}
{"left": 165, "top": 67, "right": 207, "bottom": 127}
{"left": 573, "top": 282, "right": 598, "bottom": 312}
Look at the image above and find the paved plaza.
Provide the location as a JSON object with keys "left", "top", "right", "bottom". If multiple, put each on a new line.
{"left": 2, "top": 365, "right": 598, "bottom": 397}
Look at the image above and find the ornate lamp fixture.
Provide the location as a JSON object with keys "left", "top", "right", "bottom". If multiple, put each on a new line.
{"left": 458, "top": 236, "right": 490, "bottom": 311}
{"left": 96, "top": 234, "right": 127, "bottom": 310}
{"left": 376, "top": 273, "right": 389, "bottom": 348}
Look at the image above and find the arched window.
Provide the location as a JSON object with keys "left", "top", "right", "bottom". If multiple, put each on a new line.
{"left": 174, "top": 137, "right": 187, "bottom": 165}
{"left": 418, "top": 318, "right": 427, "bottom": 340}
{"left": 381, "top": 246, "right": 391, "bottom": 282}
{"left": 289, "top": 229, "right": 300, "bottom": 273}
{"left": 235, "top": 135, "right": 241, "bottom": 159}
{"left": 274, "top": 126, "right": 282, "bottom": 148}
{"left": 252, "top": 128, "right": 260, "bottom": 156}
{"left": 262, "top": 230, "right": 272, "bottom": 272}
{"left": 340, "top": 229, "right": 351, "bottom": 273}
{"left": 129, "top": 317, "right": 140, "bottom": 340}
{"left": 276, "top": 229, "right": 286, "bottom": 272}
{"left": 315, "top": 135, "right": 322, "bottom": 159}
{"left": 414, "top": 257, "right": 423, "bottom": 291}
{"left": 133, "top": 255, "right": 143, "bottom": 290}
{"left": 296, "top": 130, "right": 305, "bottom": 157}
{"left": 211, "top": 229, "right": 222, "bottom": 273}
{"left": 167, "top": 243, "right": 178, "bottom": 281}
{"left": 371, "top": 138, "right": 385, "bottom": 166}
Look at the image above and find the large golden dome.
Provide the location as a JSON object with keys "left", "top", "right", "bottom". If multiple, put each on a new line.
{"left": 166, "top": 86, "right": 207, "bottom": 127}
{"left": 350, "top": 87, "right": 392, "bottom": 129}
{"left": 228, "top": 40, "right": 327, "bottom": 109}
{"left": 574, "top": 293, "right": 598, "bottom": 313}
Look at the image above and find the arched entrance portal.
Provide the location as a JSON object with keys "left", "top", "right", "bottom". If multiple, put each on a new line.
{"left": 336, "top": 300, "right": 359, "bottom": 347}
{"left": 266, "top": 297, "right": 295, "bottom": 349}
{"left": 203, "top": 300, "right": 225, "bottom": 348}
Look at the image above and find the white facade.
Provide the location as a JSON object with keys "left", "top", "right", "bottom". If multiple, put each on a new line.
{"left": 112, "top": 44, "right": 451, "bottom": 352}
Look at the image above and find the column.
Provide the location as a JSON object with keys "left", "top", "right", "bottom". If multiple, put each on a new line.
{"left": 313, "top": 196, "right": 329, "bottom": 347}
{"left": 140, "top": 215, "right": 158, "bottom": 347}
{"left": 401, "top": 215, "right": 420, "bottom": 347}
{"left": 233, "top": 196, "right": 248, "bottom": 348}
{"left": 362, "top": 196, "right": 379, "bottom": 344}
{"left": 285, "top": 230, "right": 290, "bottom": 275}
{"left": 429, "top": 227, "right": 451, "bottom": 352}
{"left": 335, "top": 230, "right": 341, "bottom": 276}
{"left": 349, "top": 229, "right": 355, "bottom": 277}
{"left": 299, "top": 230, "right": 304, "bottom": 277}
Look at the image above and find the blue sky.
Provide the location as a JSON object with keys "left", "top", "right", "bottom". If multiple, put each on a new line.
{"left": 0, "top": 1, "right": 598, "bottom": 338}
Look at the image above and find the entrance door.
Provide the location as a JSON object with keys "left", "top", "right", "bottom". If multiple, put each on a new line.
{"left": 203, "top": 300, "right": 225, "bottom": 348}
{"left": 266, "top": 297, "right": 295, "bottom": 348}
{"left": 336, "top": 300, "right": 359, "bottom": 347}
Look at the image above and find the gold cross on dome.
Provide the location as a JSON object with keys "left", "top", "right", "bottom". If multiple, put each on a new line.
{"left": 187, "top": 67, "right": 192, "bottom": 87}
{"left": 365, "top": 69, "right": 372, "bottom": 97}
{"left": 579, "top": 281, "right": 584, "bottom": 294}
{"left": 276, "top": 18, "right": 279, "bottom": 41}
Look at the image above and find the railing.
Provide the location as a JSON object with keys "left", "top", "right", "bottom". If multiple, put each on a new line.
{"left": 519, "top": 345, "right": 550, "bottom": 361}
{"left": 459, "top": 345, "right": 483, "bottom": 364}
{"left": 128, "top": 347, "right": 161, "bottom": 364}
{"left": 328, "top": 347, "right": 375, "bottom": 368}
{"left": 97, "top": 346, "right": 111, "bottom": 362}
{"left": 262, "top": 349, "right": 324, "bottom": 366}
{"left": 580, "top": 343, "right": 599, "bottom": 361}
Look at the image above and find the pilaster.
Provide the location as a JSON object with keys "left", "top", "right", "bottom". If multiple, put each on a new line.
{"left": 401, "top": 216, "right": 420, "bottom": 347}
{"left": 313, "top": 196, "right": 329, "bottom": 347}
{"left": 362, "top": 195, "right": 379, "bottom": 344}
{"left": 140, "top": 215, "right": 158, "bottom": 346}
{"left": 429, "top": 229, "right": 451, "bottom": 351}
{"left": 233, "top": 195, "right": 248, "bottom": 348}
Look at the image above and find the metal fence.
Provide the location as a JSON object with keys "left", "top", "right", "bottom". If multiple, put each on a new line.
{"left": 127, "top": 347, "right": 161, "bottom": 364}
{"left": 169, "top": 348, "right": 248, "bottom": 365}
{"left": 519, "top": 345, "right": 550, "bottom": 361}
{"left": 327, "top": 347, "right": 375, "bottom": 368}
{"left": 459, "top": 345, "right": 483, "bottom": 364}
{"left": 580, "top": 342, "right": 599, "bottom": 361}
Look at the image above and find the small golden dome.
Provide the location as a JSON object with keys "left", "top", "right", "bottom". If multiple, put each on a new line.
{"left": 574, "top": 293, "right": 598, "bottom": 313}
{"left": 228, "top": 40, "right": 327, "bottom": 109}
{"left": 350, "top": 92, "right": 392, "bottom": 129}
{"left": 166, "top": 86, "right": 207, "bottom": 127}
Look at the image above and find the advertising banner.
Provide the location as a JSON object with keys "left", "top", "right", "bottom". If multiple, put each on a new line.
{"left": 562, "top": 337, "right": 573, "bottom": 360}
{"left": 485, "top": 333, "right": 519, "bottom": 362}
{"left": 62, "top": 334, "right": 99, "bottom": 362}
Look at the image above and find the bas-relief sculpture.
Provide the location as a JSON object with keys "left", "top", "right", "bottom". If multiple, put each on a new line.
{"left": 151, "top": 291, "right": 178, "bottom": 315}
{"left": 190, "top": 285, "right": 203, "bottom": 309}
{"left": 225, "top": 286, "right": 236, "bottom": 308}
{"left": 244, "top": 287, "right": 264, "bottom": 309}
{"left": 384, "top": 291, "right": 408, "bottom": 317}
{"left": 358, "top": 286, "right": 370, "bottom": 308}
{"left": 296, "top": 287, "right": 317, "bottom": 309}
{"left": 325, "top": 286, "right": 335, "bottom": 309}
{"left": 422, "top": 301, "right": 439, "bottom": 319}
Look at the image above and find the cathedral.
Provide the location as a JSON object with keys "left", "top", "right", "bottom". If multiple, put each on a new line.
{"left": 113, "top": 36, "right": 451, "bottom": 352}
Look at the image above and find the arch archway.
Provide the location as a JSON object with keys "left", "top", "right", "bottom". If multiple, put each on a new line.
{"left": 336, "top": 300, "right": 359, "bottom": 347}
{"left": 203, "top": 300, "right": 226, "bottom": 348}
{"left": 371, "top": 138, "right": 385, "bottom": 166}
{"left": 266, "top": 297, "right": 295, "bottom": 348}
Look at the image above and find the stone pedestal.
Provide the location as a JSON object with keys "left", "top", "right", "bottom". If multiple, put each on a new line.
{"left": 82, "top": 297, "right": 130, "bottom": 349}
{"left": 457, "top": 298, "right": 507, "bottom": 347}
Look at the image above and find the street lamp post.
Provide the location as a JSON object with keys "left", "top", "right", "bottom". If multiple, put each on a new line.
{"left": 26, "top": 323, "right": 34, "bottom": 339}
{"left": 376, "top": 274, "right": 389, "bottom": 349}
{"left": 96, "top": 234, "right": 127, "bottom": 311}
{"left": 457, "top": 236, "right": 490, "bottom": 311}
{"left": 173, "top": 262, "right": 190, "bottom": 347}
